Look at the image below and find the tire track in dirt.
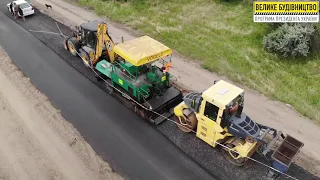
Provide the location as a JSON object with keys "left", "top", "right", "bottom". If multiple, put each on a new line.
{"left": 0, "top": 93, "right": 64, "bottom": 180}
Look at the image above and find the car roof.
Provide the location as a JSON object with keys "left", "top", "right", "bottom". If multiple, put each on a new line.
{"left": 80, "top": 20, "right": 105, "bottom": 32}
{"left": 13, "top": 0, "right": 29, "bottom": 4}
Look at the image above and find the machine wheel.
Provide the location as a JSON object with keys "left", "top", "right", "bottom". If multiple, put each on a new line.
{"left": 79, "top": 50, "right": 91, "bottom": 67}
{"left": 67, "top": 38, "right": 79, "bottom": 56}
{"left": 174, "top": 108, "right": 197, "bottom": 133}
{"left": 221, "top": 143, "right": 247, "bottom": 166}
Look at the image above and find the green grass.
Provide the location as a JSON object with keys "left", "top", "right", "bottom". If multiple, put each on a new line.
{"left": 75, "top": 0, "right": 320, "bottom": 123}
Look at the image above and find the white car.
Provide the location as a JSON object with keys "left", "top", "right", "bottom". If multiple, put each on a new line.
{"left": 7, "top": 0, "right": 35, "bottom": 17}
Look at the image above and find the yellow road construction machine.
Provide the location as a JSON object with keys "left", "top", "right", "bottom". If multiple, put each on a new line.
{"left": 174, "top": 80, "right": 304, "bottom": 179}
{"left": 63, "top": 20, "right": 115, "bottom": 67}
{"left": 62, "top": 19, "right": 304, "bottom": 180}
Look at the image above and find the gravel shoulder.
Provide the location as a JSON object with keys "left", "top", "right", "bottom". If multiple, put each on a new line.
{"left": 0, "top": 46, "right": 122, "bottom": 180}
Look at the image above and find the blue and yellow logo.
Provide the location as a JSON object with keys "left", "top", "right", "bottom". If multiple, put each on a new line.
{"left": 254, "top": 1, "right": 319, "bottom": 15}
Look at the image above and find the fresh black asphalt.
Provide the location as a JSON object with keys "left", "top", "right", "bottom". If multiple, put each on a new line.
{"left": 0, "top": 9, "right": 216, "bottom": 180}
{"left": 0, "top": 3, "right": 318, "bottom": 180}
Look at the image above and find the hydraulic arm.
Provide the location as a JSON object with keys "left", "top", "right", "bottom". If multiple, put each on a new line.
{"left": 94, "top": 23, "right": 115, "bottom": 64}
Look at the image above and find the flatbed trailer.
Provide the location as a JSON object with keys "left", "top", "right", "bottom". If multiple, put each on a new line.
{"left": 95, "top": 74, "right": 183, "bottom": 125}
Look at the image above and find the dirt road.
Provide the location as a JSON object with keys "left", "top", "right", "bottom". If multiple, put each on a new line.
{"left": 0, "top": 46, "right": 122, "bottom": 180}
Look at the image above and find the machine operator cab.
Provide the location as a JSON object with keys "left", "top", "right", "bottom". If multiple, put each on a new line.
{"left": 112, "top": 35, "right": 172, "bottom": 73}
{"left": 74, "top": 20, "right": 99, "bottom": 48}
{"left": 174, "top": 80, "right": 263, "bottom": 165}
{"left": 196, "top": 80, "right": 261, "bottom": 143}
{"left": 95, "top": 36, "right": 177, "bottom": 103}
{"left": 65, "top": 20, "right": 112, "bottom": 67}
{"left": 174, "top": 80, "right": 261, "bottom": 146}
{"left": 76, "top": 20, "right": 114, "bottom": 62}
{"left": 200, "top": 80, "right": 245, "bottom": 132}
{"left": 174, "top": 80, "right": 304, "bottom": 172}
{"left": 75, "top": 20, "right": 113, "bottom": 49}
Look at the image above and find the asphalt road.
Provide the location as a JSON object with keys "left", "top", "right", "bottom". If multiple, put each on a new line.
{"left": 0, "top": 10, "right": 216, "bottom": 180}
{"left": 0, "top": 3, "right": 318, "bottom": 180}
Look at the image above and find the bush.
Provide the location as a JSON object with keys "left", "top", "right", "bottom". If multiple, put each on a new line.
{"left": 263, "top": 23, "right": 316, "bottom": 57}
{"left": 267, "top": 23, "right": 282, "bottom": 29}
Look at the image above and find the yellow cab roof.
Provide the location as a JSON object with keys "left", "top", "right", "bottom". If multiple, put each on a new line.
{"left": 113, "top": 36, "right": 172, "bottom": 66}
{"left": 202, "top": 80, "right": 244, "bottom": 108}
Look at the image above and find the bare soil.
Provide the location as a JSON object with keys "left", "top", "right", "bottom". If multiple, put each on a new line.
{"left": 0, "top": 46, "right": 122, "bottom": 180}
{"left": 24, "top": 0, "right": 320, "bottom": 177}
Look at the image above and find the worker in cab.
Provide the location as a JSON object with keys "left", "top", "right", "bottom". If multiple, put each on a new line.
{"left": 160, "top": 62, "right": 172, "bottom": 73}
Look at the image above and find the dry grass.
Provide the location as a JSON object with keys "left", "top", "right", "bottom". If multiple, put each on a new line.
{"left": 76, "top": 0, "right": 320, "bottom": 123}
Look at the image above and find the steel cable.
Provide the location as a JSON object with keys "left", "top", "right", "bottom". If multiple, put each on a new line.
{"left": 32, "top": 26, "right": 299, "bottom": 180}
{"left": 83, "top": 54, "right": 299, "bottom": 180}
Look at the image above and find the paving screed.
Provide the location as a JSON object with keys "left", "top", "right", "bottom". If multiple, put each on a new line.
{"left": 1, "top": 8, "right": 318, "bottom": 180}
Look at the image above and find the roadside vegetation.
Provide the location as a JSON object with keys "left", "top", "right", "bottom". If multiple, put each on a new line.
{"left": 74, "top": 0, "right": 320, "bottom": 123}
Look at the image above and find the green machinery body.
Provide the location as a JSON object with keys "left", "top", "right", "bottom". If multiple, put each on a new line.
{"left": 95, "top": 60, "right": 170, "bottom": 102}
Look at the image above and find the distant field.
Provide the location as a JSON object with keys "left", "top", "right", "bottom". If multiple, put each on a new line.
{"left": 75, "top": 0, "right": 320, "bottom": 123}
